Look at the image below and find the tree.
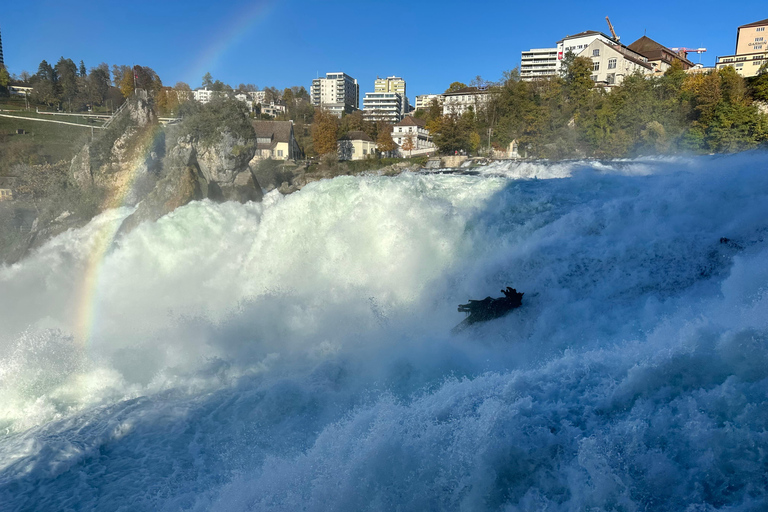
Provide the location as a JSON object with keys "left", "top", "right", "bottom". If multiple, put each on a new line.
{"left": 88, "top": 66, "right": 111, "bottom": 105}
{"left": 402, "top": 132, "right": 415, "bottom": 157}
{"left": 55, "top": 57, "right": 79, "bottom": 110}
{"left": 79, "top": 60, "right": 87, "bottom": 77}
{"left": 312, "top": 108, "right": 340, "bottom": 156}
{"left": 376, "top": 123, "right": 398, "bottom": 156}
{"left": 445, "top": 82, "right": 468, "bottom": 93}
{"left": 202, "top": 72, "right": 213, "bottom": 88}
{"left": 31, "top": 60, "right": 58, "bottom": 106}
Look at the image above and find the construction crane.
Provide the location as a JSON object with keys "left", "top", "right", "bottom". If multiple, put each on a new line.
{"left": 669, "top": 47, "right": 707, "bottom": 63}
{"left": 605, "top": 16, "right": 619, "bottom": 42}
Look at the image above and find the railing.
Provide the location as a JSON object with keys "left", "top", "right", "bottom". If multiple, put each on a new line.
{"left": 102, "top": 100, "right": 129, "bottom": 129}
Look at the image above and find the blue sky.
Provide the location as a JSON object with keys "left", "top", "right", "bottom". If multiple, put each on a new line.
{"left": 2, "top": 1, "right": 766, "bottom": 101}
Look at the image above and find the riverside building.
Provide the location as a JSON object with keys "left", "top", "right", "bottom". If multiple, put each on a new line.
{"left": 311, "top": 72, "right": 359, "bottom": 118}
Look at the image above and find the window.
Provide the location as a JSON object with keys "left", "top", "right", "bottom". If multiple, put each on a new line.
{"left": 363, "top": 149, "right": 367, "bottom": 155}
{"left": 756, "top": 46, "right": 764, "bottom": 50}
{"left": 758, "top": 27, "right": 765, "bottom": 32}
{"left": 593, "top": 61, "right": 600, "bottom": 71}
{"left": 593, "top": 49, "right": 600, "bottom": 57}
{"left": 608, "top": 58, "right": 617, "bottom": 69}
{"left": 590, "top": 75, "right": 598, "bottom": 81}
{"left": 257, "top": 137, "right": 271, "bottom": 144}
{"left": 277, "top": 150, "right": 283, "bottom": 157}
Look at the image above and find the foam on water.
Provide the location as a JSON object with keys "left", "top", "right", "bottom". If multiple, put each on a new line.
{"left": 1, "top": 153, "right": 768, "bottom": 510}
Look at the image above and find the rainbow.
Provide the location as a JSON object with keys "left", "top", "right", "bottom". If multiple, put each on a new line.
{"left": 73, "top": 123, "right": 165, "bottom": 348}
{"left": 187, "top": 1, "right": 275, "bottom": 88}
{"left": 72, "top": 2, "right": 273, "bottom": 348}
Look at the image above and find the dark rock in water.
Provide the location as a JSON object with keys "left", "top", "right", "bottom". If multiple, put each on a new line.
{"left": 453, "top": 287, "right": 524, "bottom": 333}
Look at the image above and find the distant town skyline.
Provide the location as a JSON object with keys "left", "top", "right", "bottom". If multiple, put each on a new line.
{"left": 2, "top": 2, "right": 766, "bottom": 100}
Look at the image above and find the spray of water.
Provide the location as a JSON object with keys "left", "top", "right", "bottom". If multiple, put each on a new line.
{"left": 1, "top": 153, "right": 767, "bottom": 510}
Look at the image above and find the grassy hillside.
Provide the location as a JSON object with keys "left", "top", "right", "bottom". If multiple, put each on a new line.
{"left": 0, "top": 116, "right": 91, "bottom": 175}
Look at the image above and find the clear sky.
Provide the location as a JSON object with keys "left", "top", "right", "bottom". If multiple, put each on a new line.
{"left": 2, "top": 1, "right": 766, "bottom": 101}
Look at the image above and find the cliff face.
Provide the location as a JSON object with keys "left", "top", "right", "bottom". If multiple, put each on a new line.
{"left": 71, "top": 97, "right": 263, "bottom": 235}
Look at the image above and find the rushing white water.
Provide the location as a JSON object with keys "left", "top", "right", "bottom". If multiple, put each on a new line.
{"left": 1, "top": 153, "right": 768, "bottom": 511}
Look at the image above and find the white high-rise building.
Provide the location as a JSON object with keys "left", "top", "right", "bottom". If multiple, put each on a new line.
{"left": 311, "top": 72, "right": 359, "bottom": 117}
{"left": 520, "top": 48, "right": 559, "bottom": 80}
{"left": 363, "top": 76, "right": 408, "bottom": 122}
{"left": 362, "top": 92, "right": 404, "bottom": 123}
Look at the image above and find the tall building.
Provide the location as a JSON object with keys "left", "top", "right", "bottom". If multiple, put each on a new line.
{"left": 716, "top": 18, "right": 768, "bottom": 78}
{"left": 0, "top": 26, "right": 4, "bottom": 68}
{"left": 363, "top": 76, "right": 408, "bottom": 122}
{"left": 362, "top": 92, "right": 404, "bottom": 123}
{"left": 520, "top": 48, "right": 559, "bottom": 80}
{"left": 311, "top": 72, "right": 359, "bottom": 118}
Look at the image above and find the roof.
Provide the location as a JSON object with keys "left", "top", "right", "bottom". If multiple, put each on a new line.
{"left": 627, "top": 36, "right": 694, "bottom": 67}
{"left": 396, "top": 117, "right": 427, "bottom": 128}
{"left": 338, "top": 131, "right": 373, "bottom": 142}
{"left": 252, "top": 121, "right": 293, "bottom": 149}
{"left": 443, "top": 86, "right": 490, "bottom": 96}
{"left": 557, "top": 31, "right": 613, "bottom": 44}
{"left": 739, "top": 18, "right": 768, "bottom": 29}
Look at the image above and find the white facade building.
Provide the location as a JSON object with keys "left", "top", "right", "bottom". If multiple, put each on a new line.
{"left": 311, "top": 72, "right": 359, "bottom": 117}
{"left": 583, "top": 39, "right": 653, "bottom": 86}
{"left": 442, "top": 87, "right": 493, "bottom": 116}
{"left": 362, "top": 92, "right": 404, "bottom": 123}
{"left": 193, "top": 87, "right": 217, "bottom": 104}
{"left": 338, "top": 131, "right": 378, "bottom": 161}
{"left": 520, "top": 48, "right": 559, "bottom": 80}
{"left": 391, "top": 117, "right": 436, "bottom": 156}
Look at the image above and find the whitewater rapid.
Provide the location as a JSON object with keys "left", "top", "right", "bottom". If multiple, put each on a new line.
{"left": 1, "top": 154, "right": 767, "bottom": 510}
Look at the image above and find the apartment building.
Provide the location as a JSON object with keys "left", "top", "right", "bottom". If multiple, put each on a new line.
{"left": 362, "top": 92, "right": 404, "bottom": 123}
{"left": 716, "top": 18, "right": 768, "bottom": 78}
{"left": 414, "top": 94, "right": 443, "bottom": 111}
{"left": 311, "top": 72, "right": 359, "bottom": 117}
{"left": 520, "top": 48, "right": 559, "bottom": 80}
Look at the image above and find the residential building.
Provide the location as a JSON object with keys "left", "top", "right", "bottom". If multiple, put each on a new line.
{"left": 261, "top": 101, "right": 286, "bottom": 118}
{"left": 362, "top": 92, "right": 404, "bottom": 123}
{"left": 414, "top": 94, "right": 443, "bottom": 111}
{"left": 520, "top": 48, "right": 559, "bottom": 80}
{"left": 251, "top": 121, "right": 302, "bottom": 161}
{"left": 311, "top": 72, "right": 359, "bottom": 117}
{"left": 193, "top": 87, "right": 218, "bottom": 104}
{"left": 581, "top": 38, "right": 654, "bottom": 86}
{"left": 716, "top": 18, "right": 768, "bottom": 78}
{"left": 338, "top": 131, "right": 377, "bottom": 161}
{"left": 375, "top": 76, "right": 409, "bottom": 112}
{"left": 8, "top": 82, "right": 33, "bottom": 96}
{"left": 391, "top": 117, "right": 436, "bottom": 156}
{"left": 557, "top": 31, "right": 615, "bottom": 67}
{"left": 442, "top": 87, "right": 493, "bottom": 116}
{"left": 627, "top": 36, "right": 694, "bottom": 74}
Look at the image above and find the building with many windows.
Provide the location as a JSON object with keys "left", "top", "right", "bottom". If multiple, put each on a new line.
{"left": 442, "top": 87, "right": 493, "bottom": 116}
{"left": 716, "top": 18, "right": 768, "bottom": 78}
{"left": 311, "top": 72, "right": 359, "bottom": 117}
{"left": 362, "top": 92, "right": 404, "bottom": 123}
{"left": 520, "top": 48, "right": 559, "bottom": 80}
{"left": 391, "top": 117, "right": 436, "bottom": 156}
{"left": 581, "top": 38, "right": 654, "bottom": 86}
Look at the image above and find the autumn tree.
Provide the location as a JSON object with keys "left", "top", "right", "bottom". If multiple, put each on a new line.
{"left": 402, "top": 133, "right": 415, "bottom": 157}
{"left": 445, "top": 82, "right": 468, "bottom": 93}
{"left": 376, "top": 123, "right": 398, "bottom": 157}
{"left": 312, "top": 108, "right": 340, "bottom": 156}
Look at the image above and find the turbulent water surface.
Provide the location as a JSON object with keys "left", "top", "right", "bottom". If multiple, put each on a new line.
{"left": 1, "top": 154, "right": 768, "bottom": 511}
